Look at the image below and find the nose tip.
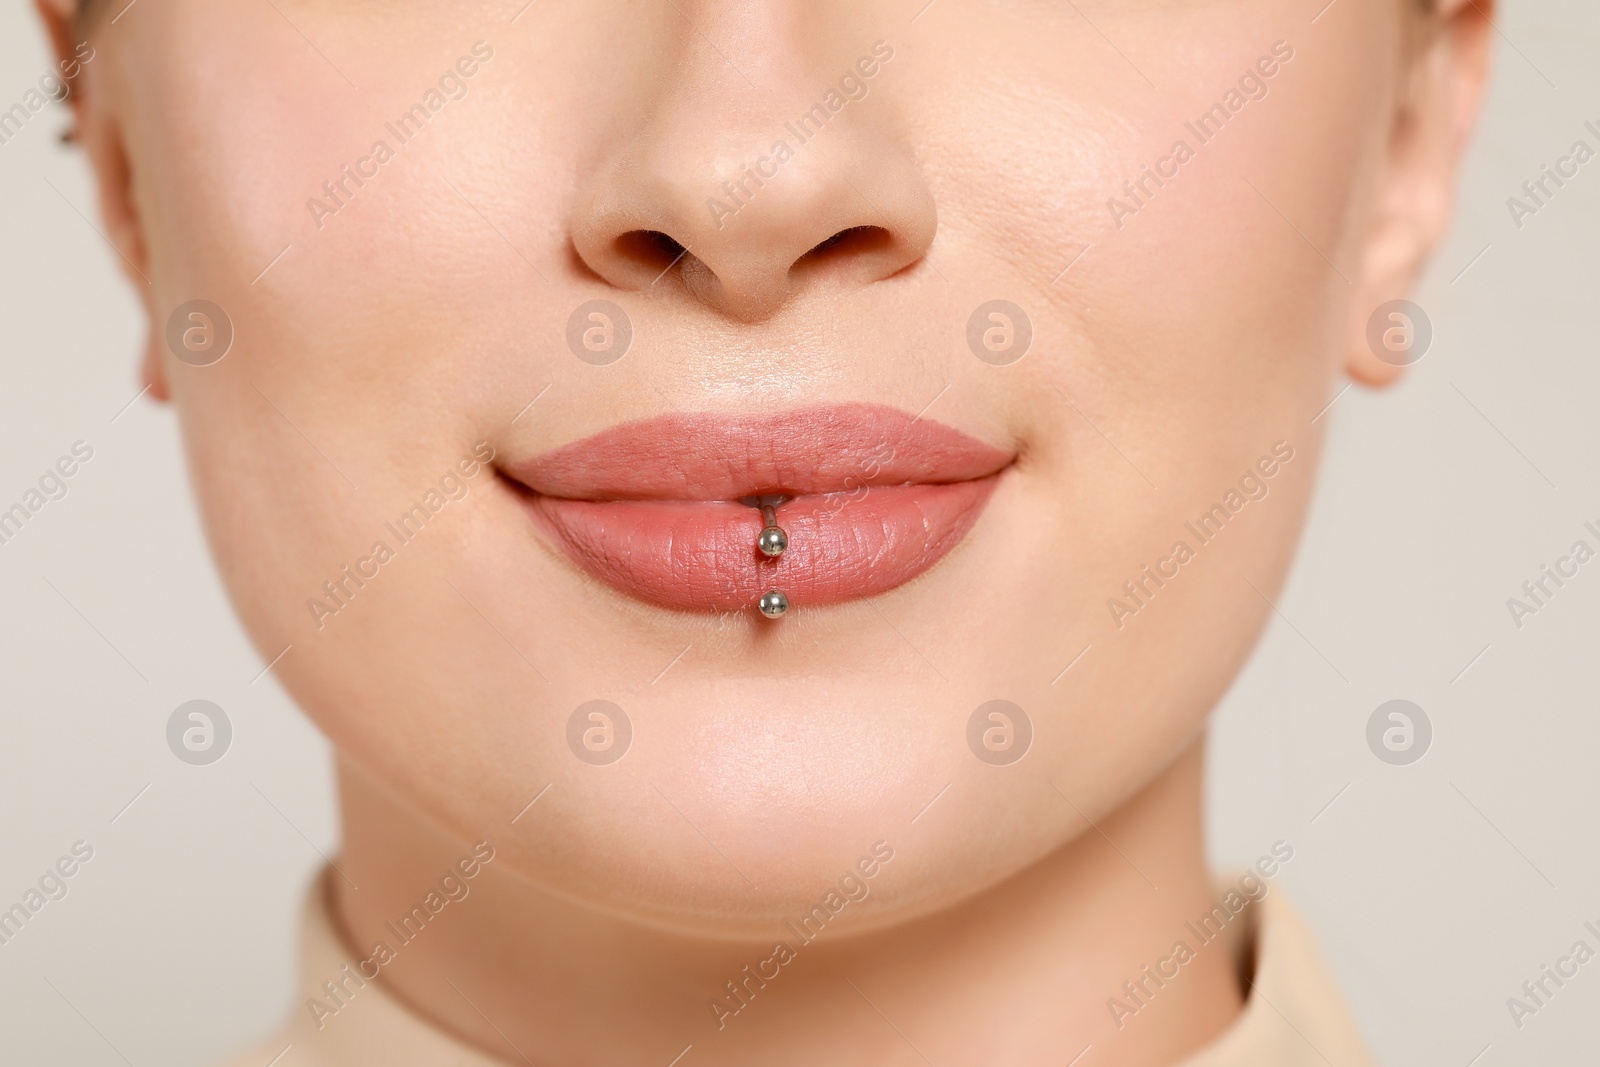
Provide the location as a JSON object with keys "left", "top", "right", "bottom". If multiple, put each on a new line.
{"left": 569, "top": 90, "right": 936, "bottom": 322}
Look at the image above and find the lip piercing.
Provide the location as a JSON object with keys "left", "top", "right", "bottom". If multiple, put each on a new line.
{"left": 752, "top": 500, "right": 789, "bottom": 618}
{"left": 757, "top": 504, "right": 788, "bottom": 558}
{"left": 759, "top": 589, "right": 789, "bottom": 618}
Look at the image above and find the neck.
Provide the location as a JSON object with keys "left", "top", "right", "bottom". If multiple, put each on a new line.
{"left": 330, "top": 739, "right": 1241, "bottom": 1066}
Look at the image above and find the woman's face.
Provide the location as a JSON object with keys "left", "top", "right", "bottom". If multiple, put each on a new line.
{"left": 75, "top": 0, "right": 1455, "bottom": 933}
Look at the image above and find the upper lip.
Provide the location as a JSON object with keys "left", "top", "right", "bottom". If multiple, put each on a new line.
{"left": 504, "top": 403, "right": 1013, "bottom": 500}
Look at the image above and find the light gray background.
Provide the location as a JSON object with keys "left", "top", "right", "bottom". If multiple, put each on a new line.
{"left": 2, "top": 2, "right": 1597, "bottom": 1064}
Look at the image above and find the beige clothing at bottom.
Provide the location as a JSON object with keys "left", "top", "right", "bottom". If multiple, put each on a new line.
{"left": 222, "top": 871, "right": 1377, "bottom": 1067}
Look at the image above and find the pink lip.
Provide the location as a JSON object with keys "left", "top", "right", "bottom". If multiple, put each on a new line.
{"left": 504, "top": 404, "right": 1011, "bottom": 612}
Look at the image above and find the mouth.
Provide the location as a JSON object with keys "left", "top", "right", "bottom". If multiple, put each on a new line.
{"left": 502, "top": 403, "right": 1013, "bottom": 615}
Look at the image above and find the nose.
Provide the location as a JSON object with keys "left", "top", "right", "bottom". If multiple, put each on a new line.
{"left": 568, "top": 20, "right": 936, "bottom": 322}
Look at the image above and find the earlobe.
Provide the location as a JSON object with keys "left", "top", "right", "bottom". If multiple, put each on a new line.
{"left": 1346, "top": 216, "right": 1429, "bottom": 387}
{"left": 78, "top": 78, "right": 166, "bottom": 400}
{"left": 35, "top": 0, "right": 169, "bottom": 402}
{"left": 141, "top": 330, "right": 171, "bottom": 401}
{"left": 1344, "top": 0, "right": 1495, "bottom": 388}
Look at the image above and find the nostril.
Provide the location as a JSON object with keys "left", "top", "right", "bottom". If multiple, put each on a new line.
{"left": 614, "top": 229, "right": 687, "bottom": 276}
{"left": 798, "top": 225, "right": 893, "bottom": 266}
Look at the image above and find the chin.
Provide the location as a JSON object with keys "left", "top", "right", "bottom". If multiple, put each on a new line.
{"left": 320, "top": 646, "right": 1078, "bottom": 940}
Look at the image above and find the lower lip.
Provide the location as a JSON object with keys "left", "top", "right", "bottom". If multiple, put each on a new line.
{"left": 521, "top": 477, "right": 1002, "bottom": 612}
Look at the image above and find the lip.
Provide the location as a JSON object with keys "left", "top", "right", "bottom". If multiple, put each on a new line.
{"left": 504, "top": 404, "right": 1012, "bottom": 613}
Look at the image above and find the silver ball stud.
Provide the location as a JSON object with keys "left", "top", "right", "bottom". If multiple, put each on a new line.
{"left": 758, "top": 589, "right": 789, "bottom": 619}
{"left": 758, "top": 525, "right": 788, "bottom": 557}
{"left": 757, "top": 503, "right": 788, "bottom": 558}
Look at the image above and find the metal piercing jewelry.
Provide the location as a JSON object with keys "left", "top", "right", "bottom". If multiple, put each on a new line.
{"left": 755, "top": 500, "right": 789, "bottom": 618}
{"left": 757, "top": 504, "right": 788, "bottom": 558}
{"left": 759, "top": 589, "right": 789, "bottom": 619}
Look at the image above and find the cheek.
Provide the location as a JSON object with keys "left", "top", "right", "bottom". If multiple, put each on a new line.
{"left": 895, "top": 4, "right": 1394, "bottom": 830}
{"left": 129, "top": 3, "right": 349, "bottom": 288}
{"left": 125, "top": 5, "right": 535, "bottom": 640}
{"left": 128, "top": 4, "right": 559, "bottom": 349}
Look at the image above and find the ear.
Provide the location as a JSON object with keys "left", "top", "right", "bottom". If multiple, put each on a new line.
{"left": 1347, "top": 0, "right": 1495, "bottom": 387}
{"left": 34, "top": 0, "right": 169, "bottom": 401}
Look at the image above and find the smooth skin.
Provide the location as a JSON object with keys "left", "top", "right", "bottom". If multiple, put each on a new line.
{"left": 39, "top": 0, "right": 1492, "bottom": 1064}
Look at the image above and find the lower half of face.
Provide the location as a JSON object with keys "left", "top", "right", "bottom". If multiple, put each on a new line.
{"left": 119, "top": 0, "right": 1397, "bottom": 934}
